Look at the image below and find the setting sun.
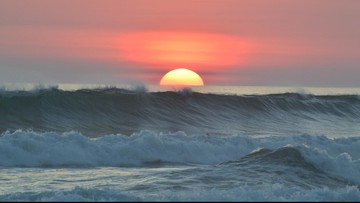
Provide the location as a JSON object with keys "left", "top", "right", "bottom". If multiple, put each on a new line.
{"left": 160, "top": 68, "right": 204, "bottom": 86}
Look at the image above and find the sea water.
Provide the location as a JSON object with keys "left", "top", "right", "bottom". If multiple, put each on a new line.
{"left": 1, "top": 84, "right": 360, "bottom": 201}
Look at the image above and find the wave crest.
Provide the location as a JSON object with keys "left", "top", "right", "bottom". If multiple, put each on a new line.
{"left": 1, "top": 88, "right": 360, "bottom": 137}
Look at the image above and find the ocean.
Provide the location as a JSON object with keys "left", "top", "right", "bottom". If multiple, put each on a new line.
{"left": 1, "top": 84, "right": 360, "bottom": 201}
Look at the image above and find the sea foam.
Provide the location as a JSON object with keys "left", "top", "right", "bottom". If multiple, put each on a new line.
{"left": 1, "top": 130, "right": 360, "bottom": 184}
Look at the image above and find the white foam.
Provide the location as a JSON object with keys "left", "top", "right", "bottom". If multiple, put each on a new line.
{"left": 299, "top": 144, "right": 360, "bottom": 184}
{"left": 0, "top": 130, "right": 253, "bottom": 167}
{"left": 1, "top": 130, "right": 360, "bottom": 184}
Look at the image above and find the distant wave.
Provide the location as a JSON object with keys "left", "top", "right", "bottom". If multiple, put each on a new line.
{"left": 1, "top": 88, "right": 360, "bottom": 137}
{"left": 1, "top": 130, "right": 360, "bottom": 186}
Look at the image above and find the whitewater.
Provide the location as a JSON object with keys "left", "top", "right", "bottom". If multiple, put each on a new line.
{"left": 1, "top": 85, "right": 360, "bottom": 201}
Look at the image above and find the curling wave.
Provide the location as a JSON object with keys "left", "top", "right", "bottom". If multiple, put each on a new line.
{"left": 1, "top": 88, "right": 360, "bottom": 137}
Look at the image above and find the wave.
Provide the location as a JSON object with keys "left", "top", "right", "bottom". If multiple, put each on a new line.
{"left": 1, "top": 184, "right": 360, "bottom": 202}
{"left": 0, "top": 186, "right": 140, "bottom": 202}
{"left": 1, "top": 88, "right": 360, "bottom": 137}
{"left": 1, "top": 130, "right": 360, "bottom": 185}
{"left": 225, "top": 146, "right": 320, "bottom": 171}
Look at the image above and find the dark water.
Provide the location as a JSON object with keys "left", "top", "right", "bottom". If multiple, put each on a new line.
{"left": 1, "top": 87, "right": 359, "bottom": 137}
{"left": 1, "top": 87, "right": 360, "bottom": 201}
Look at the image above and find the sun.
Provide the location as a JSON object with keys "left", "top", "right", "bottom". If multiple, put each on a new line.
{"left": 160, "top": 68, "right": 204, "bottom": 87}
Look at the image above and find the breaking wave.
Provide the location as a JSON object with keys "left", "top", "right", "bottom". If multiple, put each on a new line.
{"left": 1, "top": 88, "right": 360, "bottom": 137}
{"left": 1, "top": 130, "right": 360, "bottom": 185}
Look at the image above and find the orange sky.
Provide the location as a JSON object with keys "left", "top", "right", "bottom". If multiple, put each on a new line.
{"left": 1, "top": 0, "right": 360, "bottom": 87}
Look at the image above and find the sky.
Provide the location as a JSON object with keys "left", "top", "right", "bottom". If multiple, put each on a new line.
{"left": 1, "top": 0, "right": 360, "bottom": 87}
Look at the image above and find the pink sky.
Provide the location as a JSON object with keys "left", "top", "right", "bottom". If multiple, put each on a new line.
{"left": 1, "top": 0, "right": 359, "bottom": 87}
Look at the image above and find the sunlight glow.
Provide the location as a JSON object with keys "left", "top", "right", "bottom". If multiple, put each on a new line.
{"left": 118, "top": 31, "right": 249, "bottom": 67}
